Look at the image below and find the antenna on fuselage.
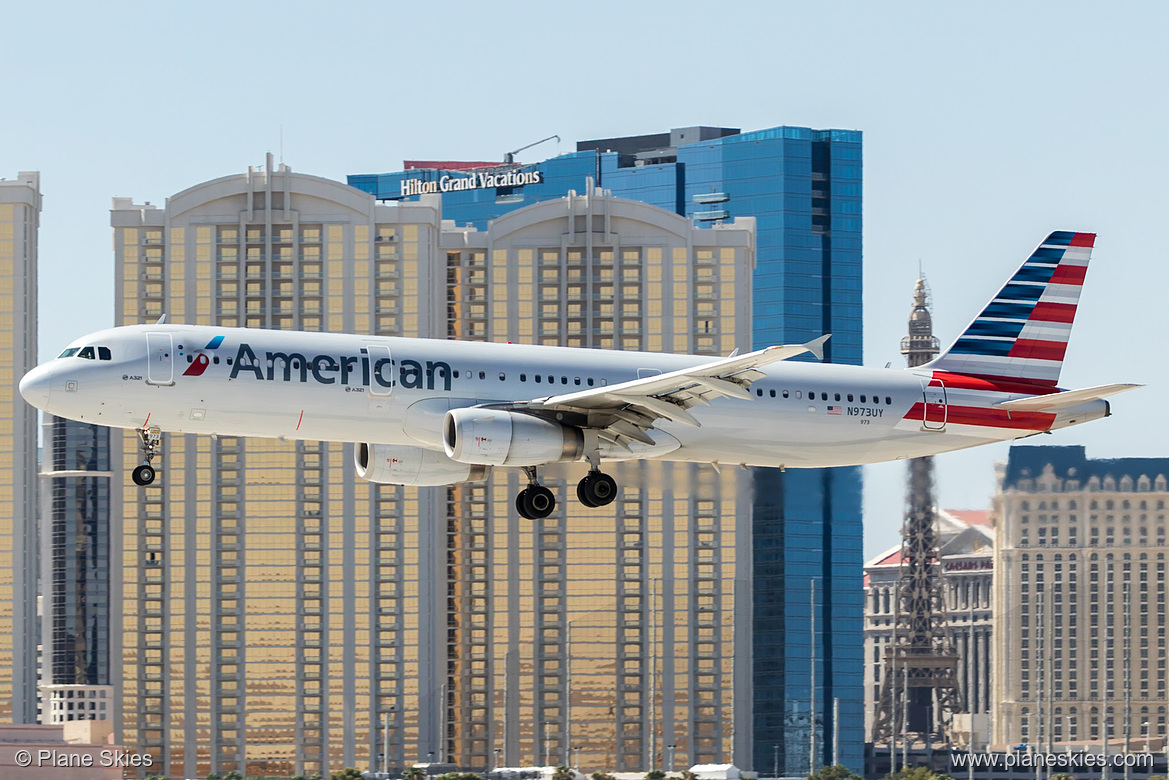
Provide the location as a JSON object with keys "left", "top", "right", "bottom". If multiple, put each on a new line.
{"left": 155, "top": 314, "right": 167, "bottom": 324}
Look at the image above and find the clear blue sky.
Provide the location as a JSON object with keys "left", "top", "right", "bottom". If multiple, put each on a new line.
{"left": 4, "top": 1, "right": 1166, "bottom": 558}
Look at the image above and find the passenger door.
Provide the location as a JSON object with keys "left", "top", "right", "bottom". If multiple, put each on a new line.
{"left": 145, "top": 333, "right": 174, "bottom": 386}
{"left": 922, "top": 380, "right": 947, "bottom": 431}
{"left": 366, "top": 343, "right": 393, "bottom": 413}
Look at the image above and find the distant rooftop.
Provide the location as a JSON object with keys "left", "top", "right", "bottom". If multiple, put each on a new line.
{"left": 1004, "top": 445, "right": 1169, "bottom": 490}
{"left": 403, "top": 160, "right": 501, "bottom": 171}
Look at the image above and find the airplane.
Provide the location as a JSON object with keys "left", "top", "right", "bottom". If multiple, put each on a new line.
{"left": 20, "top": 230, "right": 1139, "bottom": 520}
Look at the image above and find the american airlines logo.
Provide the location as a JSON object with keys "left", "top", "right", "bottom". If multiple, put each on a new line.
{"left": 226, "top": 342, "right": 453, "bottom": 391}
{"left": 182, "top": 335, "right": 225, "bottom": 377}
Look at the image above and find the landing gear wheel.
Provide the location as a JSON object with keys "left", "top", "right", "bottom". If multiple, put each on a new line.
{"left": 132, "top": 426, "right": 162, "bottom": 487}
{"left": 577, "top": 471, "right": 618, "bottom": 508}
{"left": 518, "top": 485, "right": 555, "bottom": 519}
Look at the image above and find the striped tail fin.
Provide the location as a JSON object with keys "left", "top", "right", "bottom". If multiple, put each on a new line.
{"left": 927, "top": 231, "right": 1095, "bottom": 387}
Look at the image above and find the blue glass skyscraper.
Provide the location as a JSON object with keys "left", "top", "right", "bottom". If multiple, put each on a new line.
{"left": 350, "top": 125, "right": 864, "bottom": 773}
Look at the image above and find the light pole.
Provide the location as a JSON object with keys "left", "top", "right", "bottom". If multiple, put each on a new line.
{"left": 667, "top": 744, "right": 675, "bottom": 772}
{"left": 494, "top": 748, "right": 502, "bottom": 772}
{"left": 774, "top": 743, "right": 779, "bottom": 779}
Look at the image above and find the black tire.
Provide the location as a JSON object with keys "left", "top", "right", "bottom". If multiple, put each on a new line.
{"left": 579, "top": 471, "right": 617, "bottom": 507}
{"left": 589, "top": 472, "right": 618, "bottom": 506}
{"left": 132, "top": 464, "right": 156, "bottom": 486}
{"left": 577, "top": 475, "right": 599, "bottom": 508}
{"left": 515, "top": 489, "right": 533, "bottom": 519}
{"left": 527, "top": 485, "right": 556, "bottom": 518}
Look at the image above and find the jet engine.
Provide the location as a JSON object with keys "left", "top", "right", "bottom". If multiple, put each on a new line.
{"left": 443, "top": 408, "right": 584, "bottom": 467}
{"left": 354, "top": 443, "right": 491, "bottom": 486}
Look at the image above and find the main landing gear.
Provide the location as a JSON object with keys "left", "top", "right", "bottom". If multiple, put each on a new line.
{"left": 514, "top": 464, "right": 620, "bottom": 519}
{"left": 577, "top": 470, "right": 617, "bottom": 508}
{"left": 516, "top": 466, "right": 556, "bottom": 520}
{"left": 132, "top": 426, "right": 161, "bottom": 486}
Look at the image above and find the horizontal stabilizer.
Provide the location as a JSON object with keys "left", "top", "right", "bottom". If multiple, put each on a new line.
{"left": 994, "top": 383, "right": 1142, "bottom": 412}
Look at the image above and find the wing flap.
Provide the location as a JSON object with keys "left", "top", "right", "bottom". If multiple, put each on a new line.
{"left": 994, "top": 383, "right": 1142, "bottom": 412}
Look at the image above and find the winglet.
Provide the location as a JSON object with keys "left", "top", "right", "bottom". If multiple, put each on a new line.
{"left": 804, "top": 334, "right": 831, "bottom": 362}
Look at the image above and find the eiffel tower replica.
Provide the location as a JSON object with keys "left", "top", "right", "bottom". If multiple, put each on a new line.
{"left": 872, "top": 276, "right": 964, "bottom": 748}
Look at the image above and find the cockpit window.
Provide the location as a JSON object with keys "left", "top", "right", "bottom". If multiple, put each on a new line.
{"left": 57, "top": 348, "right": 79, "bottom": 358}
{"left": 98, "top": 347, "right": 112, "bottom": 361}
{"left": 77, "top": 347, "right": 95, "bottom": 360}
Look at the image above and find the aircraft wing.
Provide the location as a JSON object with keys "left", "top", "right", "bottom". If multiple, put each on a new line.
{"left": 993, "top": 383, "right": 1142, "bottom": 412}
{"left": 493, "top": 335, "right": 828, "bottom": 448}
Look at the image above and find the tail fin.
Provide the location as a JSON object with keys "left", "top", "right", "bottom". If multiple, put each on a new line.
{"left": 928, "top": 231, "right": 1095, "bottom": 386}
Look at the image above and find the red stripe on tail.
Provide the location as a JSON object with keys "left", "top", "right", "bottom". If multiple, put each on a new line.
{"left": 1049, "top": 264, "right": 1088, "bottom": 286}
{"left": 1008, "top": 339, "right": 1069, "bottom": 361}
{"left": 1029, "top": 302, "right": 1078, "bottom": 323}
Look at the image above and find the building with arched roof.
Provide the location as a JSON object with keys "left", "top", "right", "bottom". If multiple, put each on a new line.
{"left": 110, "top": 156, "right": 764, "bottom": 779}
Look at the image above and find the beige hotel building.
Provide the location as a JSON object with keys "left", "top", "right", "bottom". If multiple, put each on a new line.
{"left": 992, "top": 445, "right": 1169, "bottom": 749}
{"left": 110, "top": 156, "right": 756, "bottom": 778}
{"left": 0, "top": 171, "right": 40, "bottom": 725}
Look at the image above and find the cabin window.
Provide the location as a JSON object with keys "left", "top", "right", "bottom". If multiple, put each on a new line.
{"left": 886, "top": 396, "right": 893, "bottom": 404}
{"left": 860, "top": 394, "right": 866, "bottom": 403}
{"left": 453, "top": 370, "right": 460, "bottom": 378}
{"left": 58, "top": 348, "right": 80, "bottom": 358}
{"left": 478, "top": 371, "right": 485, "bottom": 380}
{"left": 562, "top": 376, "right": 568, "bottom": 384}
{"left": 770, "top": 389, "right": 776, "bottom": 398}
{"left": 499, "top": 372, "right": 506, "bottom": 381}
{"left": 587, "top": 378, "right": 595, "bottom": 386}
{"left": 835, "top": 393, "right": 841, "bottom": 401}
{"left": 848, "top": 394, "right": 854, "bottom": 402}
{"left": 574, "top": 377, "right": 581, "bottom": 385}
{"left": 535, "top": 375, "right": 542, "bottom": 383}
{"left": 547, "top": 375, "right": 554, "bottom": 384}
{"left": 757, "top": 388, "right": 763, "bottom": 397}
{"left": 821, "top": 392, "right": 828, "bottom": 401}
{"left": 783, "top": 390, "right": 789, "bottom": 398}
{"left": 77, "top": 346, "right": 95, "bottom": 360}
{"left": 212, "top": 356, "right": 219, "bottom": 364}
{"left": 520, "top": 373, "right": 527, "bottom": 382}
{"left": 98, "top": 347, "right": 112, "bottom": 361}
{"left": 795, "top": 391, "right": 802, "bottom": 399}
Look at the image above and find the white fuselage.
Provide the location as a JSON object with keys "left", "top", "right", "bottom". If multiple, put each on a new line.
{"left": 20, "top": 324, "right": 1110, "bottom": 470}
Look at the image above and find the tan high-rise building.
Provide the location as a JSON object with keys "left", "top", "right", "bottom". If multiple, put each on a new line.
{"left": 111, "top": 156, "right": 757, "bottom": 778}
{"left": 0, "top": 171, "right": 40, "bottom": 724}
{"left": 992, "top": 445, "right": 1169, "bottom": 749}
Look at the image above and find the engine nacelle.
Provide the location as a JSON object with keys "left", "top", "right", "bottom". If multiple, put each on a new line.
{"left": 443, "top": 408, "right": 584, "bottom": 467}
{"left": 354, "top": 443, "right": 490, "bottom": 487}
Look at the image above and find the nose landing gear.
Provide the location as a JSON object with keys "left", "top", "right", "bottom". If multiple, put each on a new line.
{"left": 516, "top": 466, "right": 556, "bottom": 520}
{"left": 132, "top": 426, "right": 161, "bottom": 486}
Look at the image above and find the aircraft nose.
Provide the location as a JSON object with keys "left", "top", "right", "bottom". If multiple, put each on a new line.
{"left": 19, "top": 365, "right": 52, "bottom": 410}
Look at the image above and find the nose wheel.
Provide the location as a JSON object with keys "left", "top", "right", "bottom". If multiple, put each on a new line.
{"left": 577, "top": 470, "right": 618, "bottom": 508}
{"left": 132, "top": 426, "right": 161, "bottom": 486}
{"left": 516, "top": 466, "right": 556, "bottom": 519}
